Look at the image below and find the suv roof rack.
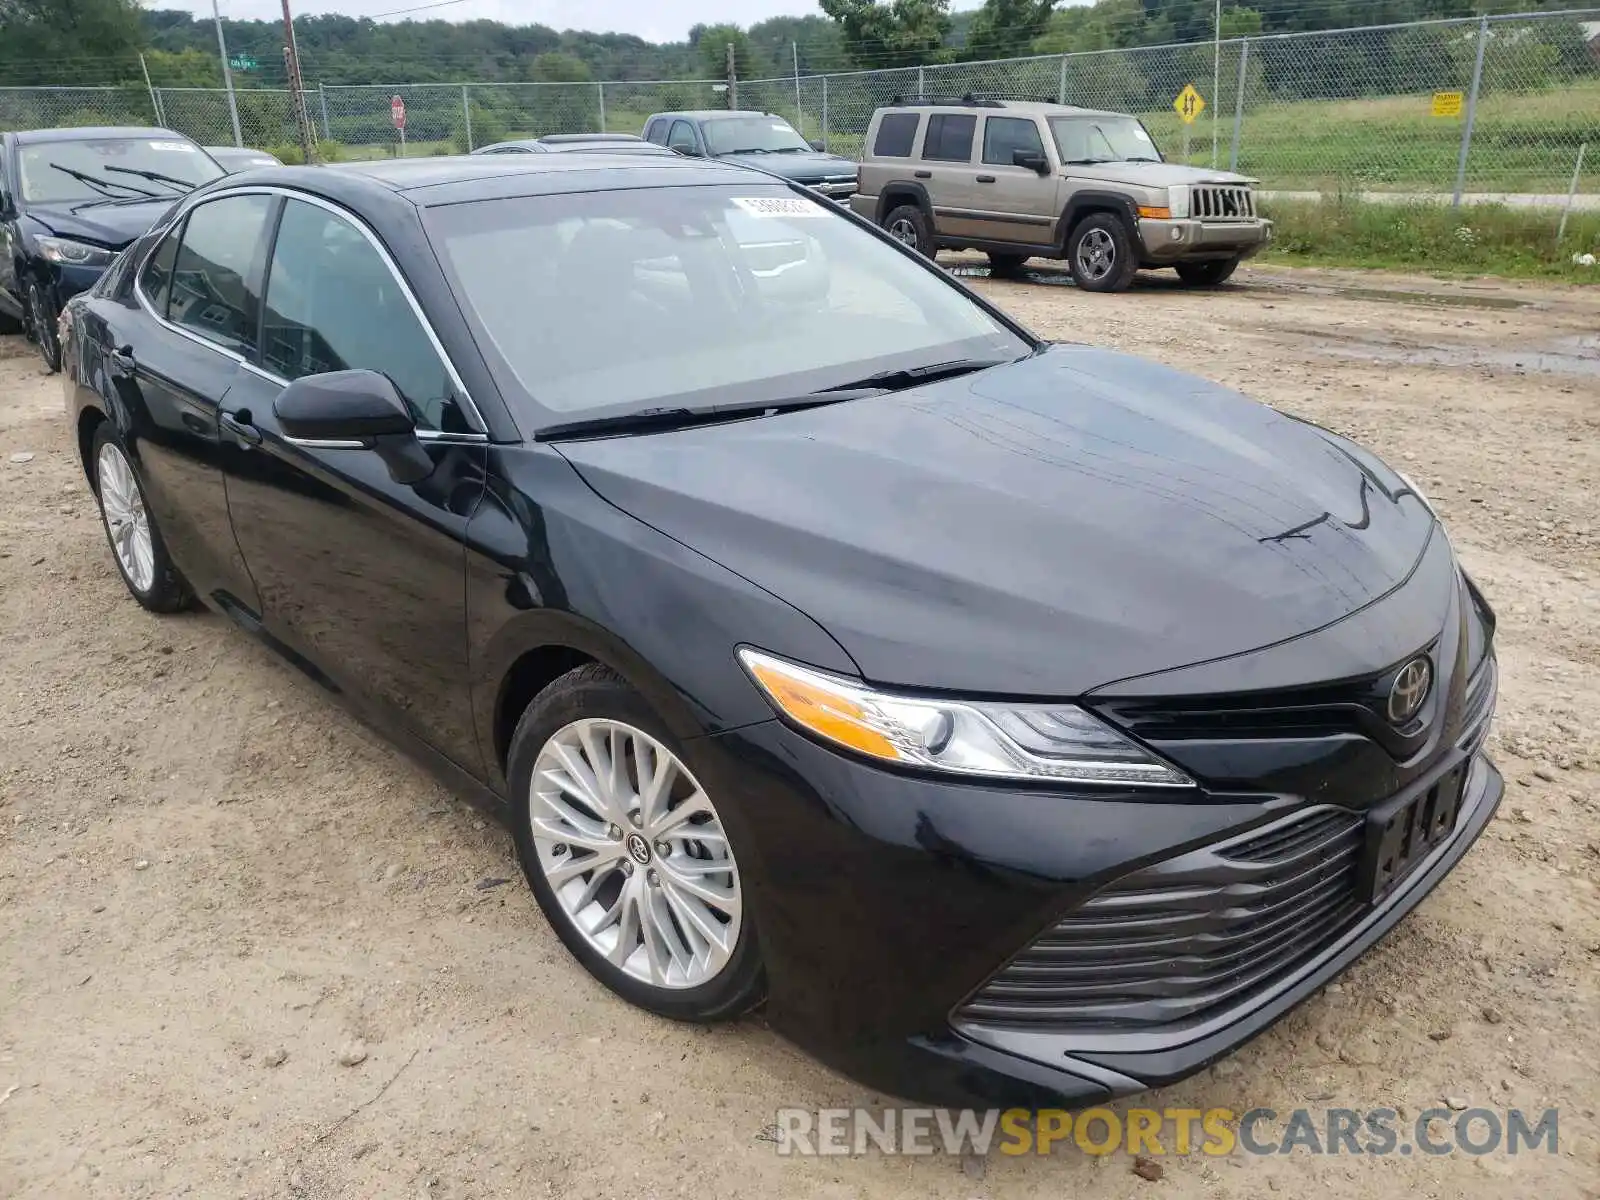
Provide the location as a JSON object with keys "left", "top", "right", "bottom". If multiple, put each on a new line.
{"left": 885, "top": 93, "right": 1056, "bottom": 108}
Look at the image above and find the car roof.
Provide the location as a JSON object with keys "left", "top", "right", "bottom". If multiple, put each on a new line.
{"left": 236, "top": 153, "right": 768, "bottom": 207}
{"left": 648, "top": 110, "right": 776, "bottom": 122}
{"left": 539, "top": 132, "right": 644, "bottom": 143}
{"left": 879, "top": 99, "right": 1129, "bottom": 120}
{"left": 10, "top": 126, "right": 194, "bottom": 145}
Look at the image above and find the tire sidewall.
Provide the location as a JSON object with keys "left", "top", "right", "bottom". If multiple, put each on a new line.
{"left": 883, "top": 203, "right": 934, "bottom": 258}
{"left": 1067, "top": 213, "right": 1137, "bottom": 293}
{"left": 507, "top": 667, "right": 764, "bottom": 1022}
{"left": 27, "top": 281, "right": 61, "bottom": 373}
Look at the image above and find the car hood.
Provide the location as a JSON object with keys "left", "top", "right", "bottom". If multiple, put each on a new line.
{"left": 558, "top": 346, "right": 1435, "bottom": 696}
{"left": 1067, "top": 161, "right": 1257, "bottom": 189}
{"left": 24, "top": 198, "right": 179, "bottom": 248}
{"left": 713, "top": 150, "right": 859, "bottom": 183}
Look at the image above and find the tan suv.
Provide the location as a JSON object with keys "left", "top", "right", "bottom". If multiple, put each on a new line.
{"left": 850, "top": 97, "right": 1272, "bottom": 292}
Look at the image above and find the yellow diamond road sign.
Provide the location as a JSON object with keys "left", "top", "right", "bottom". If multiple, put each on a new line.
{"left": 1174, "top": 83, "right": 1205, "bottom": 124}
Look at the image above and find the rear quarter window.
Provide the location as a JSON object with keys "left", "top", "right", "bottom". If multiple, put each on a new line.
{"left": 872, "top": 112, "right": 921, "bottom": 158}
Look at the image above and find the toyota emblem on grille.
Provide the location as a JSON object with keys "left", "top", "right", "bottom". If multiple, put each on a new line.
{"left": 1387, "top": 657, "right": 1432, "bottom": 725}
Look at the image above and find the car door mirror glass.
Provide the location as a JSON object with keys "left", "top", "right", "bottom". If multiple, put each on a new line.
{"left": 809, "top": 139, "right": 826, "bottom": 152}
{"left": 1012, "top": 149, "right": 1049, "bottom": 174}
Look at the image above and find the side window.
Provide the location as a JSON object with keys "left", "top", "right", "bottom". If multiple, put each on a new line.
{"left": 167, "top": 194, "right": 274, "bottom": 355}
{"left": 262, "top": 198, "right": 464, "bottom": 433}
{"left": 667, "top": 121, "right": 698, "bottom": 155}
{"left": 872, "top": 112, "right": 920, "bottom": 158}
{"left": 644, "top": 119, "right": 668, "bottom": 146}
{"left": 921, "top": 114, "right": 976, "bottom": 163}
{"left": 982, "top": 116, "right": 1046, "bottom": 167}
{"left": 139, "top": 220, "right": 184, "bottom": 318}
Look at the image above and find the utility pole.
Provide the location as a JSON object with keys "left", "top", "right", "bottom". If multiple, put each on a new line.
{"left": 726, "top": 42, "right": 738, "bottom": 111}
{"left": 280, "top": 0, "right": 318, "bottom": 163}
{"left": 792, "top": 42, "right": 804, "bottom": 137}
{"left": 213, "top": 0, "right": 244, "bottom": 148}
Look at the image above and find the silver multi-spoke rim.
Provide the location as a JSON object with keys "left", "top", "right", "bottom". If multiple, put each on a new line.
{"left": 530, "top": 718, "right": 742, "bottom": 990}
{"left": 96, "top": 442, "right": 155, "bottom": 593}
{"left": 1076, "top": 228, "right": 1116, "bottom": 281}
{"left": 888, "top": 217, "right": 920, "bottom": 247}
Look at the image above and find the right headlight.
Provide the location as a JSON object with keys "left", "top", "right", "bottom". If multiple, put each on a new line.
{"left": 738, "top": 648, "right": 1193, "bottom": 788}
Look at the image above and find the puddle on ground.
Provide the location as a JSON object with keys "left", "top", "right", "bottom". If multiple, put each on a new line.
{"left": 1311, "top": 333, "right": 1600, "bottom": 378}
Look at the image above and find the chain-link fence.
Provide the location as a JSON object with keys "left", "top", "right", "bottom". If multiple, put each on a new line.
{"left": 3, "top": 9, "right": 1594, "bottom": 196}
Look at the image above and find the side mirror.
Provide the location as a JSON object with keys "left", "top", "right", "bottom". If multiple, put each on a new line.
{"left": 809, "top": 139, "right": 826, "bottom": 152}
{"left": 1013, "top": 149, "right": 1050, "bottom": 174}
{"left": 273, "top": 369, "right": 434, "bottom": 484}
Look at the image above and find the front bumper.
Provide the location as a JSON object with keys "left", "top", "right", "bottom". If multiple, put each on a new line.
{"left": 37, "top": 261, "right": 109, "bottom": 309}
{"left": 703, "top": 702, "right": 1499, "bottom": 1108}
{"left": 1138, "top": 217, "right": 1272, "bottom": 263}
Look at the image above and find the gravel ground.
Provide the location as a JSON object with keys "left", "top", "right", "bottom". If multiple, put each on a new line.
{"left": 1, "top": 263, "right": 1597, "bottom": 1199}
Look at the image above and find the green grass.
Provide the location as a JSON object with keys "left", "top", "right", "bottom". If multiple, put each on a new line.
{"left": 1258, "top": 196, "right": 1600, "bottom": 281}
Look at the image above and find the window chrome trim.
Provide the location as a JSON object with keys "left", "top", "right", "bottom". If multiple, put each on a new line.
{"left": 131, "top": 184, "right": 490, "bottom": 437}
{"left": 283, "top": 435, "right": 367, "bottom": 450}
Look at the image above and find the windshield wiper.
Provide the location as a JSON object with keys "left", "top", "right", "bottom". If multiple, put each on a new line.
{"left": 1063, "top": 158, "right": 1114, "bottom": 165}
{"left": 819, "top": 358, "right": 1008, "bottom": 392}
{"left": 102, "top": 164, "right": 197, "bottom": 191}
{"left": 1122, "top": 156, "right": 1162, "bottom": 163}
{"left": 48, "top": 162, "right": 160, "bottom": 200}
{"left": 535, "top": 389, "right": 884, "bottom": 442}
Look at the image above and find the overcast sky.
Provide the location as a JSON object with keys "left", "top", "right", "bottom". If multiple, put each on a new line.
{"left": 152, "top": 1, "right": 988, "bottom": 45}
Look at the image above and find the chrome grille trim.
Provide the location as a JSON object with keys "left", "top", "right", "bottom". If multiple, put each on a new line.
{"left": 1192, "top": 185, "right": 1256, "bottom": 221}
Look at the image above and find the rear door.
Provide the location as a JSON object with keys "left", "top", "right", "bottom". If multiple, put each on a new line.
{"left": 217, "top": 194, "right": 488, "bottom": 773}
{"left": 976, "top": 115, "right": 1061, "bottom": 245}
{"left": 919, "top": 113, "right": 984, "bottom": 240}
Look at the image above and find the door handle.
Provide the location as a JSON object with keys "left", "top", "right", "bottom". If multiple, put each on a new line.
{"left": 108, "top": 344, "right": 136, "bottom": 376}
{"left": 976, "top": 174, "right": 996, "bottom": 183}
{"left": 914, "top": 170, "right": 931, "bottom": 179}
{"left": 219, "top": 410, "right": 262, "bottom": 448}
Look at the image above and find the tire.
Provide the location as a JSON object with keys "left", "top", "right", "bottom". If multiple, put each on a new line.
{"left": 1065, "top": 213, "right": 1138, "bottom": 293}
{"left": 987, "top": 251, "right": 1029, "bottom": 276}
{"left": 507, "top": 664, "right": 765, "bottom": 1023}
{"left": 26, "top": 280, "right": 61, "bottom": 374}
{"left": 90, "top": 422, "right": 193, "bottom": 613}
{"left": 882, "top": 203, "right": 935, "bottom": 258}
{"left": 1175, "top": 257, "right": 1241, "bottom": 287}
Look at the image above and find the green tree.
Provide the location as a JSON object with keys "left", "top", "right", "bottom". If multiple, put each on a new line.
{"left": 964, "top": 0, "right": 1057, "bottom": 62}
{"left": 689, "top": 23, "right": 767, "bottom": 81}
{"left": 818, "top": 0, "right": 953, "bottom": 70}
{"left": 0, "top": 0, "right": 146, "bottom": 84}
{"left": 526, "top": 50, "right": 591, "bottom": 83}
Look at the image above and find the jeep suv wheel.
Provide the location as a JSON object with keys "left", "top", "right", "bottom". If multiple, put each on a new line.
{"left": 1175, "top": 257, "right": 1241, "bottom": 287}
{"left": 1066, "top": 213, "right": 1138, "bottom": 293}
{"left": 882, "top": 204, "right": 934, "bottom": 258}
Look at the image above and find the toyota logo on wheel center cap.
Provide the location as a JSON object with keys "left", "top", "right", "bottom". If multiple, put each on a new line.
{"left": 1387, "top": 657, "right": 1432, "bottom": 725}
{"left": 626, "top": 833, "right": 652, "bottom": 865}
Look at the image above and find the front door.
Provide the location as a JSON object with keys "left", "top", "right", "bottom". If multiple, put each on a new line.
{"left": 217, "top": 195, "right": 488, "bottom": 774}
{"left": 975, "top": 115, "right": 1062, "bottom": 246}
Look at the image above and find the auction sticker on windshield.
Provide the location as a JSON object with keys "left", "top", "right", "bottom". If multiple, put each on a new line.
{"left": 732, "top": 196, "right": 829, "bottom": 219}
{"left": 149, "top": 141, "right": 198, "bottom": 152}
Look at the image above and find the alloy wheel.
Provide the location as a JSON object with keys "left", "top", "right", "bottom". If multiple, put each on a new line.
{"left": 27, "top": 283, "right": 60, "bottom": 372}
{"left": 97, "top": 442, "right": 156, "bottom": 593}
{"left": 888, "top": 217, "right": 920, "bottom": 247}
{"left": 529, "top": 718, "right": 742, "bottom": 990}
{"left": 1075, "top": 229, "right": 1115, "bottom": 282}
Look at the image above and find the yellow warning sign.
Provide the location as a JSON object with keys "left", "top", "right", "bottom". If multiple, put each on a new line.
{"left": 1174, "top": 83, "right": 1206, "bottom": 125}
{"left": 1431, "top": 91, "right": 1464, "bottom": 117}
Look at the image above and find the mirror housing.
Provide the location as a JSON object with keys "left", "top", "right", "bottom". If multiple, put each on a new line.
{"left": 273, "top": 369, "right": 433, "bottom": 485}
{"left": 1013, "top": 149, "right": 1050, "bottom": 174}
{"left": 809, "top": 139, "right": 826, "bottom": 152}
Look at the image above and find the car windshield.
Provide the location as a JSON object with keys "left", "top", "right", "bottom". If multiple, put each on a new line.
{"left": 703, "top": 116, "right": 812, "bottom": 155}
{"left": 425, "top": 184, "right": 1029, "bottom": 425}
{"left": 18, "top": 136, "right": 223, "bottom": 204}
{"left": 1048, "top": 115, "right": 1162, "bottom": 164}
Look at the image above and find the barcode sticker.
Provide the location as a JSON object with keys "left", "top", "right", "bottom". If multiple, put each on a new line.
{"left": 149, "top": 141, "right": 197, "bottom": 152}
{"left": 731, "top": 196, "right": 829, "bottom": 219}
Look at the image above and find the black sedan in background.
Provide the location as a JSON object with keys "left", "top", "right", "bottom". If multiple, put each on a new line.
{"left": 60, "top": 155, "right": 1500, "bottom": 1108}
{"left": 1, "top": 127, "right": 223, "bottom": 370}
{"left": 207, "top": 145, "right": 284, "bottom": 173}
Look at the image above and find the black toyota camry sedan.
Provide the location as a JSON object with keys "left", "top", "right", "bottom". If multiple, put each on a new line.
{"left": 60, "top": 154, "right": 1500, "bottom": 1108}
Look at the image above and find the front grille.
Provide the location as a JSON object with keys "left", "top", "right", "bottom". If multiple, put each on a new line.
{"left": 1191, "top": 184, "right": 1255, "bottom": 220}
{"left": 957, "top": 806, "right": 1366, "bottom": 1030}
{"left": 810, "top": 181, "right": 856, "bottom": 200}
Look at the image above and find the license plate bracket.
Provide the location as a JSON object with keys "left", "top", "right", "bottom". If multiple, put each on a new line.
{"left": 1359, "top": 764, "right": 1466, "bottom": 903}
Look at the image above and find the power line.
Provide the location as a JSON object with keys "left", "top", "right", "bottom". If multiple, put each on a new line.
{"left": 365, "top": 0, "right": 472, "bottom": 17}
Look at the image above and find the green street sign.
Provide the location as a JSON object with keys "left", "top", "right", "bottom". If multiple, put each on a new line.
{"left": 228, "top": 55, "right": 257, "bottom": 71}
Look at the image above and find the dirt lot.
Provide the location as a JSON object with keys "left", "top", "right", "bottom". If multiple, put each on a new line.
{"left": 1, "top": 264, "right": 1597, "bottom": 1199}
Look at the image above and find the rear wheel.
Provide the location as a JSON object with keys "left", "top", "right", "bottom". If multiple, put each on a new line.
{"left": 987, "top": 251, "right": 1029, "bottom": 276}
{"left": 1175, "top": 257, "right": 1241, "bottom": 287}
{"left": 882, "top": 204, "right": 934, "bottom": 258}
{"left": 1066, "top": 213, "right": 1138, "bottom": 293}
{"left": 26, "top": 281, "right": 61, "bottom": 373}
{"left": 90, "top": 423, "right": 192, "bottom": 613}
{"left": 508, "top": 664, "right": 765, "bottom": 1022}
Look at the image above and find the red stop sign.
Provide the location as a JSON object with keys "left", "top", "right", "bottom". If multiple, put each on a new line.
{"left": 391, "top": 95, "right": 406, "bottom": 131}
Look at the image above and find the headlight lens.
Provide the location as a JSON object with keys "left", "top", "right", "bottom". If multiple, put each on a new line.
{"left": 37, "top": 236, "right": 114, "bottom": 267}
{"left": 1167, "top": 184, "right": 1190, "bottom": 219}
{"left": 738, "top": 648, "right": 1193, "bottom": 787}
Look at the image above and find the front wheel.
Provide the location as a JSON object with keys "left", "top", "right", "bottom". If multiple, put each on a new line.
{"left": 1066, "top": 213, "right": 1138, "bottom": 293}
{"left": 881, "top": 204, "right": 934, "bottom": 258}
{"left": 26, "top": 281, "right": 61, "bottom": 373}
{"left": 508, "top": 664, "right": 765, "bottom": 1022}
{"left": 1175, "top": 257, "right": 1241, "bottom": 287}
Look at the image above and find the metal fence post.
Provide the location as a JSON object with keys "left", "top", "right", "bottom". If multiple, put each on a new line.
{"left": 1453, "top": 15, "right": 1489, "bottom": 207}
{"left": 821, "top": 76, "right": 829, "bottom": 152}
{"left": 138, "top": 54, "right": 162, "bottom": 126}
{"left": 1229, "top": 38, "right": 1249, "bottom": 171}
{"left": 597, "top": 81, "right": 607, "bottom": 132}
{"left": 1058, "top": 55, "right": 1067, "bottom": 104}
{"left": 793, "top": 42, "right": 804, "bottom": 136}
{"left": 462, "top": 84, "right": 473, "bottom": 149}
{"left": 1558, "top": 142, "right": 1588, "bottom": 242}
{"left": 917, "top": 65, "right": 926, "bottom": 97}
{"left": 317, "top": 82, "right": 331, "bottom": 141}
